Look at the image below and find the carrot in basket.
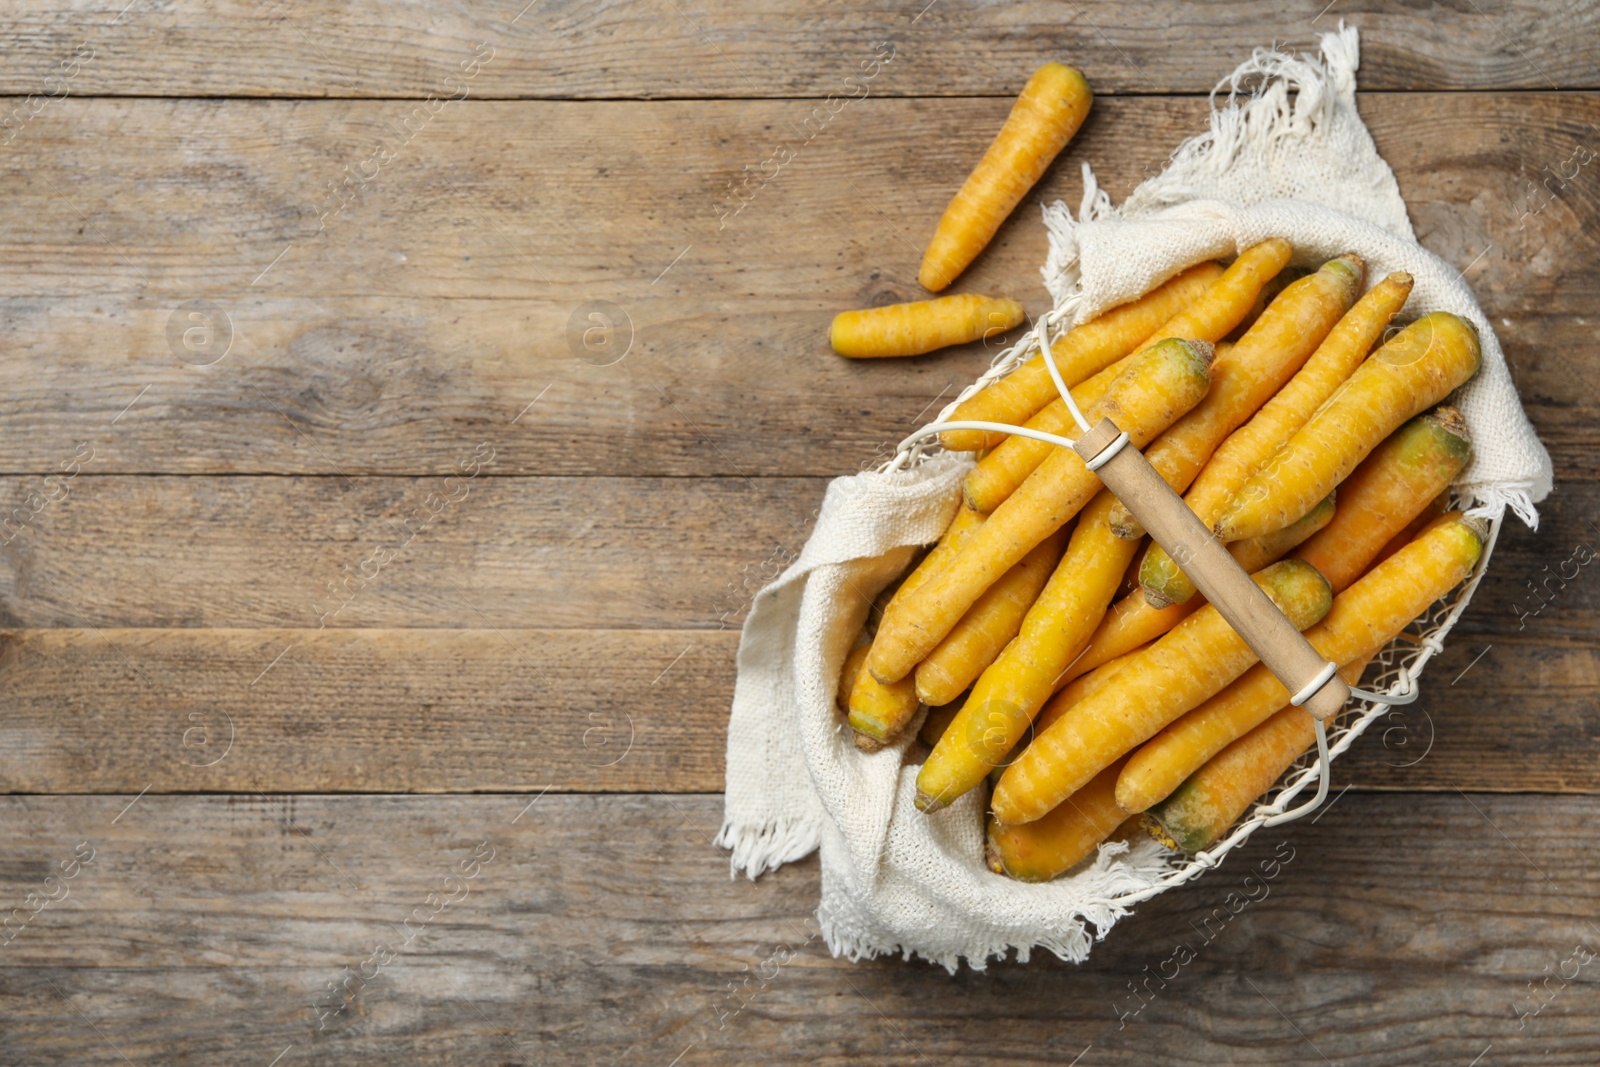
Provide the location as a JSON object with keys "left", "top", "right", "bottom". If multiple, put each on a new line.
{"left": 963, "top": 236, "right": 1291, "bottom": 510}
{"left": 985, "top": 644, "right": 1151, "bottom": 789}
{"left": 1372, "top": 491, "right": 1450, "bottom": 568}
{"left": 847, "top": 653, "right": 920, "bottom": 750}
{"left": 1135, "top": 516, "right": 1485, "bottom": 837}
{"left": 914, "top": 526, "right": 1067, "bottom": 708}
{"left": 991, "top": 559, "right": 1332, "bottom": 825}
{"left": 961, "top": 349, "right": 1140, "bottom": 513}
{"left": 1106, "top": 254, "right": 1365, "bottom": 539}
{"left": 836, "top": 644, "right": 870, "bottom": 714}
{"left": 870, "top": 338, "right": 1214, "bottom": 686}
{"left": 1054, "top": 494, "right": 1332, "bottom": 693}
{"left": 939, "top": 262, "right": 1224, "bottom": 451}
{"left": 1144, "top": 706, "right": 1315, "bottom": 854}
{"left": 919, "top": 64, "right": 1092, "bottom": 292}
{"left": 915, "top": 491, "right": 1135, "bottom": 811}
{"left": 1117, "top": 657, "right": 1370, "bottom": 815}
{"left": 1215, "top": 312, "right": 1482, "bottom": 543}
{"left": 831, "top": 294, "right": 1026, "bottom": 358}
{"left": 986, "top": 757, "right": 1133, "bottom": 881}
{"left": 1135, "top": 271, "right": 1416, "bottom": 602}
{"left": 1293, "top": 407, "right": 1471, "bottom": 592}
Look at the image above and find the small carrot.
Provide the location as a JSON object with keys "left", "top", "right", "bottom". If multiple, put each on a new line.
{"left": 1137, "top": 515, "right": 1485, "bottom": 838}
{"left": 1133, "top": 272, "right": 1415, "bottom": 594}
{"left": 963, "top": 238, "right": 1290, "bottom": 510}
{"left": 1294, "top": 407, "right": 1471, "bottom": 592}
{"left": 940, "top": 262, "right": 1224, "bottom": 451}
{"left": 915, "top": 491, "right": 1136, "bottom": 811}
{"left": 986, "top": 757, "right": 1132, "bottom": 881}
{"left": 1106, "top": 254, "right": 1365, "bottom": 539}
{"left": 1215, "top": 312, "right": 1481, "bottom": 542}
{"left": 871, "top": 338, "right": 1214, "bottom": 685}
{"left": 1142, "top": 490, "right": 1335, "bottom": 608}
{"left": 991, "top": 559, "right": 1332, "bottom": 825}
{"left": 847, "top": 653, "right": 921, "bottom": 747}
{"left": 920, "top": 64, "right": 1092, "bottom": 292}
{"left": 831, "top": 294, "right": 1026, "bottom": 358}
{"left": 836, "top": 644, "right": 870, "bottom": 714}
{"left": 914, "top": 527, "right": 1066, "bottom": 707}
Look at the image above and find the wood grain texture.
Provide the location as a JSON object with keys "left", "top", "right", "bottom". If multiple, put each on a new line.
{"left": 1, "top": 792, "right": 1598, "bottom": 1065}
{"left": 0, "top": 1, "right": 1595, "bottom": 99}
{"left": 0, "top": 626, "right": 1595, "bottom": 795}
{"left": 0, "top": 629, "right": 733, "bottom": 794}
{"left": 0, "top": 93, "right": 1592, "bottom": 478}
{"left": 0, "top": 475, "right": 830, "bottom": 629}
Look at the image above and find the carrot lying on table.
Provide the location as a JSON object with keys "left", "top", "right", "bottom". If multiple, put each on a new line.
{"left": 920, "top": 63, "right": 1092, "bottom": 292}
{"left": 831, "top": 294, "right": 1025, "bottom": 358}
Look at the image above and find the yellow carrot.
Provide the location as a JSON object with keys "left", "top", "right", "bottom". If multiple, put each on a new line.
{"left": 871, "top": 338, "right": 1214, "bottom": 685}
{"left": 920, "top": 64, "right": 1092, "bottom": 292}
{"left": 1128, "top": 515, "right": 1484, "bottom": 823}
{"left": 836, "top": 644, "right": 870, "bottom": 714}
{"left": 831, "top": 294, "right": 1026, "bottom": 358}
{"left": 991, "top": 559, "right": 1331, "bottom": 825}
{"left": 1215, "top": 312, "right": 1482, "bottom": 542}
{"left": 1142, "top": 490, "right": 1335, "bottom": 608}
{"left": 1117, "top": 657, "right": 1369, "bottom": 814}
{"left": 1294, "top": 407, "right": 1471, "bottom": 592}
{"left": 963, "top": 238, "right": 1290, "bottom": 509}
{"left": 986, "top": 644, "right": 1148, "bottom": 788}
{"left": 914, "top": 527, "right": 1066, "bottom": 706}
{"left": 1055, "top": 592, "right": 1197, "bottom": 691}
{"left": 848, "top": 654, "right": 921, "bottom": 746}
{"left": 1133, "top": 271, "right": 1414, "bottom": 595}
{"left": 987, "top": 757, "right": 1132, "bottom": 881}
{"left": 1106, "top": 254, "right": 1365, "bottom": 539}
{"left": 962, "top": 346, "right": 1134, "bottom": 512}
{"left": 940, "top": 262, "right": 1224, "bottom": 451}
{"left": 1064, "top": 496, "right": 1330, "bottom": 682}
{"left": 915, "top": 491, "right": 1136, "bottom": 811}
{"left": 1143, "top": 705, "right": 1317, "bottom": 854}
{"left": 1372, "top": 491, "right": 1450, "bottom": 568}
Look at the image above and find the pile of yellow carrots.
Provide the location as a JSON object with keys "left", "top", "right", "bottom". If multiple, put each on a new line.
{"left": 826, "top": 66, "right": 1488, "bottom": 883}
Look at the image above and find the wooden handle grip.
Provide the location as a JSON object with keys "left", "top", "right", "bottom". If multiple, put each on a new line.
{"left": 1074, "top": 418, "right": 1349, "bottom": 722}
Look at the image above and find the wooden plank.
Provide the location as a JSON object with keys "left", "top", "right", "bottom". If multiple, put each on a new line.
{"left": 0, "top": 627, "right": 1595, "bottom": 795}
{"left": 0, "top": 92, "right": 1592, "bottom": 477}
{"left": 3, "top": 467, "right": 1596, "bottom": 641}
{"left": 0, "top": 475, "right": 830, "bottom": 630}
{"left": 0, "top": 628, "right": 732, "bottom": 795}
{"left": 0, "top": 2, "right": 1593, "bottom": 98}
{"left": 1, "top": 792, "right": 1597, "bottom": 1064}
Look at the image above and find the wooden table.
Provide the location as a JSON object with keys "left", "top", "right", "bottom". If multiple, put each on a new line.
{"left": 0, "top": 3, "right": 1595, "bottom": 1063}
